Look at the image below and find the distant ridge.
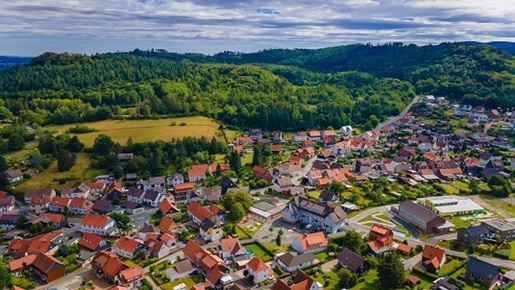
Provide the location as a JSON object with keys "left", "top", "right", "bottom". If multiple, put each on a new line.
{"left": 0, "top": 56, "right": 32, "bottom": 70}
{"left": 463, "top": 41, "right": 515, "bottom": 54}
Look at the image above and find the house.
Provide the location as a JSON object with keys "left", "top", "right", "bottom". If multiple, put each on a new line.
{"left": 219, "top": 236, "right": 246, "bottom": 260}
{"left": 126, "top": 187, "right": 145, "bottom": 203}
{"left": 24, "top": 188, "right": 56, "bottom": 204}
{"left": 252, "top": 166, "right": 273, "bottom": 181}
{"left": 272, "top": 131, "right": 283, "bottom": 142}
{"left": 88, "top": 182, "right": 106, "bottom": 194}
{"left": 282, "top": 196, "right": 346, "bottom": 234}
{"left": 393, "top": 201, "right": 448, "bottom": 233}
{"left": 188, "top": 165, "right": 209, "bottom": 182}
{"left": 307, "top": 170, "right": 323, "bottom": 186}
{"left": 368, "top": 223, "right": 393, "bottom": 254}
{"left": 429, "top": 277, "right": 461, "bottom": 290}
{"left": 159, "top": 217, "right": 178, "bottom": 235}
{"left": 28, "top": 156, "right": 43, "bottom": 167}
{"left": 352, "top": 158, "right": 376, "bottom": 173}
{"left": 293, "top": 132, "right": 308, "bottom": 143}
{"left": 308, "top": 130, "right": 321, "bottom": 141}
{"left": 464, "top": 256, "right": 501, "bottom": 288}
{"left": 166, "top": 260, "right": 196, "bottom": 281}
{"left": 141, "top": 238, "right": 171, "bottom": 261}
{"left": 81, "top": 214, "right": 116, "bottom": 236}
{"left": 61, "top": 183, "right": 90, "bottom": 198}
{"left": 199, "top": 186, "right": 222, "bottom": 202}
{"left": 172, "top": 182, "right": 195, "bottom": 203}
{"left": 9, "top": 254, "right": 36, "bottom": 277}
{"left": 276, "top": 252, "right": 316, "bottom": 272}
{"left": 7, "top": 231, "right": 64, "bottom": 258}
{"left": 245, "top": 257, "right": 274, "bottom": 284}
{"left": 117, "top": 267, "right": 144, "bottom": 289}
{"left": 159, "top": 232, "right": 176, "bottom": 248}
{"left": 318, "top": 190, "right": 337, "bottom": 204}
{"left": 0, "top": 197, "right": 15, "bottom": 212}
{"left": 69, "top": 197, "right": 93, "bottom": 215}
{"left": 141, "top": 189, "right": 165, "bottom": 207}
{"left": 115, "top": 237, "right": 142, "bottom": 259}
{"left": 23, "top": 252, "right": 65, "bottom": 283}
{"left": 249, "top": 202, "right": 285, "bottom": 223}
{"left": 423, "top": 95, "right": 435, "bottom": 102}
{"left": 29, "top": 194, "right": 52, "bottom": 213}
{"left": 481, "top": 219, "right": 515, "bottom": 241}
{"left": 95, "top": 174, "right": 114, "bottom": 184}
{"left": 457, "top": 225, "right": 486, "bottom": 246}
{"left": 337, "top": 248, "right": 366, "bottom": 274}
{"left": 117, "top": 153, "right": 134, "bottom": 162}
{"left": 136, "top": 176, "right": 166, "bottom": 190}
{"left": 249, "top": 129, "right": 262, "bottom": 141}
{"left": 167, "top": 173, "right": 184, "bottom": 186}
{"left": 137, "top": 224, "right": 160, "bottom": 241}
{"left": 6, "top": 169, "right": 23, "bottom": 183}
{"left": 91, "top": 251, "right": 128, "bottom": 285}
{"left": 199, "top": 218, "right": 224, "bottom": 242}
{"left": 0, "top": 214, "right": 19, "bottom": 231}
{"left": 187, "top": 201, "right": 216, "bottom": 225}
{"left": 159, "top": 198, "right": 179, "bottom": 215}
{"left": 106, "top": 182, "right": 124, "bottom": 200}
{"left": 271, "top": 271, "right": 323, "bottom": 290}
{"left": 121, "top": 200, "right": 144, "bottom": 215}
{"left": 338, "top": 126, "right": 353, "bottom": 136}
{"left": 183, "top": 240, "right": 231, "bottom": 289}
{"left": 291, "top": 232, "right": 327, "bottom": 254}
{"left": 38, "top": 212, "right": 68, "bottom": 229}
{"left": 301, "top": 139, "right": 314, "bottom": 149}
{"left": 78, "top": 233, "right": 109, "bottom": 251}
{"left": 422, "top": 245, "right": 446, "bottom": 274}
{"left": 92, "top": 200, "right": 115, "bottom": 214}
{"left": 274, "top": 177, "right": 294, "bottom": 194}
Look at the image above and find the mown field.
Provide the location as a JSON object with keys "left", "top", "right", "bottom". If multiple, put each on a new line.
{"left": 45, "top": 116, "right": 236, "bottom": 147}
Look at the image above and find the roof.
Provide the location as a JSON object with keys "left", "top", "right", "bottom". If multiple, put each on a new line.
{"left": 29, "top": 194, "right": 52, "bottom": 206}
{"left": 6, "top": 169, "right": 23, "bottom": 179}
{"left": 419, "top": 195, "right": 483, "bottom": 214}
{"left": 81, "top": 214, "right": 111, "bottom": 228}
{"left": 159, "top": 198, "right": 178, "bottom": 214}
{"left": 32, "top": 252, "right": 64, "bottom": 274}
{"left": 143, "top": 189, "right": 161, "bottom": 201}
{"left": 318, "top": 190, "right": 335, "bottom": 202}
{"left": 398, "top": 200, "right": 444, "bottom": 225}
{"left": 107, "top": 181, "right": 123, "bottom": 194}
{"left": 174, "top": 182, "right": 195, "bottom": 192}
{"left": 50, "top": 196, "right": 71, "bottom": 207}
{"left": 337, "top": 248, "right": 364, "bottom": 272}
{"left": 78, "top": 233, "right": 105, "bottom": 251}
{"left": 189, "top": 164, "right": 208, "bottom": 177}
{"left": 220, "top": 236, "right": 244, "bottom": 255}
{"left": 174, "top": 259, "right": 194, "bottom": 274}
{"left": 396, "top": 243, "right": 412, "bottom": 254}
{"left": 121, "top": 200, "right": 141, "bottom": 210}
{"left": 38, "top": 213, "right": 64, "bottom": 224}
{"left": 92, "top": 251, "right": 128, "bottom": 278}
{"left": 294, "top": 232, "right": 327, "bottom": 251}
{"left": 69, "top": 197, "right": 88, "bottom": 208}
{"left": 465, "top": 256, "right": 500, "bottom": 279}
{"left": 9, "top": 254, "right": 36, "bottom": 271}
{"left": 92, "top": 200, "right": 113, "bottom": 213}
{"left": 187, "top": 201, "right": 214, "bottom": 222}
{"left": 422, "top": 245, "right": 445, "bottom": 266}
{"left": 460, "top": 225, "right": 487, "bottom": 237}
{"left": 200, "top": 218, "right": 216, "bottom": 231}
{"left": 246, "top": 257, "right": 271, "bottom": 273}
{"left": 88, "top": 182, "right": 105, "bottom": 189}
{"left": 116, "top": 237, "right": 141, "bottom": 253}
{"left": 119, "top": 266, "right": 143, "bottom": 284}
{"left": 277, "top": 252, "right": 316, "bottom": 267}
{"left": 370, "top": 223, "right": 392, "bottom": 237}
{"left": 159, "top": 217, "right": 177, "bottom": 232}
{"left": 482, "top": 219, "right": 515, "bottom": 231}
{"left": 126, "top": 187, "right": 144, "bottom": 198}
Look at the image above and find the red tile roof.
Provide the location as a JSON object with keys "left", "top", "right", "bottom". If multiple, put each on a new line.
{"left": 246, "top": 257, "right": 271, "bottom": 273}
{"left": 187, "top": 201, "right": 214, "bottom": 222}
{"left": 295, "top": 232, "right": 327, "bottom": 251}
{"left": 9, "top": 254, "right": 36, "bottom": 271}
{"left": 116, "top": 237, "right": 141, "bottom": 254}
{"left": 159, "top": 198, "right": 178, "bottom": 214}
{"left": 50, "top": 196, "right": 71, "bottom": 208}
{"left": 188, "top": 164, "right": 209, "bottom": 177}
{"left": 81, "top": 214, "right": 110, "bottom": 228}
{"left": 174, "top": 182, "right": 195, "bottom": 193}
{"left": 39, "top": 213, "right": 65, "bottom": 224}
{"left": 78, "top": 233, "right": 105, "bottom": 251}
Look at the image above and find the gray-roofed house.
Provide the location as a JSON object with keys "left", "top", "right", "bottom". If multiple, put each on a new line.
{"left": 249, "top": 201, "right": 285, "bottom": 223}
{"left": 121, "top": 200, "right": 144, "bottom": 214}
{"left": 199, "top": 186, "right": 222, "bottom": 202}
{"left": 337, "top": 248, "right": 366, "bottom": 274}
{"left": 318, "top": 190, "right": 337, "bottom": 204}
{"left": 464, "top": 256, "right": 501, "bottom": 288}
{"left": 142, "top": 189, "right": 165, "bottom": 207}
{"left": 274, "top": 177, "right": 294, "bottom": 194}
{"left": 136, "top": 176, "right": 166, "bottom": 190}
{"left": 276, "top": 252, "right": 316, "bottom": 272}
{"left": 457, "top": 225, "right": 486, "bottom": 246}
{"left": 429, "top": 277, "right": 461, "bottom": 290}
{"left": 199, "top": 218, "right": 223, "bottom": 242}
{"left": 126, "top": 187, "right": 145, "bottom": 204}
{"left": 282, "top": 196, "right": 346, "bottom": 234}
{"left": 481, "top": 219, "right": 515, "bottom": 241}
{"left": 165, "top": 259, "right": 196, "bottom": 281}
{"left": 393, "top": 201, "right": 448, "bottom": 233}
{"left": 92, "top": 200, "right": 114, "bottom": 214}
{"left": 167, "top": 173, "right": 184, "bottom": 186}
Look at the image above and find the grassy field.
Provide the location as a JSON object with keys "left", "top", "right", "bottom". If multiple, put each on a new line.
{"left": 440, "top": 183, "right": 460, "bottom": 195}
{"left": 352, "top": 270, "right": 379, "bottom": 290}
{"left": 14, "top": 153, "right": 104, "bottom": 191}
{"left": 480, "top": 194, "right": 515, "bottom": 218}
{"left": 160, "top": 274, "right": 204, "bottom": 290}
{"left": 244, "top": 243, "right": 274, "bottom": 262}
{"left": 307, "top": 191, "right": 321, "bottom": 199}
{"left": 3, "top": 141, "right": 38, "bottom": 162}
{"left": 45, "top": 116, "right": 233, "bottom": 147}
{"left": 448, "top": 216, "right": 474, "bottom": 229}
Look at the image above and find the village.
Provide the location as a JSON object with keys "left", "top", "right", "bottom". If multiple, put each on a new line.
{"left": 1, "top": 95, "right": 515, "bottom": 290}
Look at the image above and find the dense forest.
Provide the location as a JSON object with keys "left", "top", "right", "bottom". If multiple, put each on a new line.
{"left": 0, "top": 42, "right": 514, "bottom": 132}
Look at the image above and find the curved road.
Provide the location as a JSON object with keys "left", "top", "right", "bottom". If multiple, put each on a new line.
{"left": 375, "top": 95, "right": 420, "bottom": 131}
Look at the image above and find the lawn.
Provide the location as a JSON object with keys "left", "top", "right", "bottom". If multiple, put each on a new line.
{"left": 241, "top": 153, "right": 253, "bottom": 166}
{"left": 440, "top": 183, "right": 460, "bottom": 195}
{"left": 450, "top": 267, "right": 480, "bottom": 290}
{"left": 452, "top": 181, "right": 471, "bottom": 192}
{"left": 15, "top": 152, "right": 96, "bottom": 192}
{"left": 307, "top": 191, "right": 321, "bottom": 199}
{"left": 3, "top": 141, "right": 38, "bottom": 162}
{"left": 44, "top": 116, "right": 234, "bottom": 147}
{"left": 313, "top": 270, "right": 340, "bottom": 290}
{"left": 479, "top": 194, "right": 515, "bottom": 218}
{"left": 448, "top": 216, "right": 474, "bottom": 229}
{"left": 262, "top": 242, "right": 290, "bottom": 254}
{"left": 439, "top": 258, "right": 466, "bottom": 276}
{"left": 244, "top": 242, "right": 274, "bottom": 262}
{"left": 160, "top": 274, "right": 204, "bottom": 290}
{"left": 510, "top": 241, "right": 515, "bottom": 260}
{"left": 225, "top": 220, "right": 251, "bottom": 239}
{"left": 314, "top": 252, "right": 329, "bottom": 262}
{"left": 352, "top": 270, "right": 379, "bottom": 290}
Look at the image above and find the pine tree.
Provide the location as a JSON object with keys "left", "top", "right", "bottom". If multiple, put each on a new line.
{"left": 0, "top": 156, "right": 8, "bottom": 172}
{"left": 57, "top": 148, "right": 73, "bottom": 172}
{"left": 252, "top": 145, "right": 263, "bottom": 167}
{"left": 67, "top": 136, "right": 84, "bottom": 152}
{"left": 229, "top": 151, "right": 242, "bottom": 173}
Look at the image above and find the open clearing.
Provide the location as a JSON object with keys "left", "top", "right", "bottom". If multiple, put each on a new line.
{"left": 45, "top": 116, "right": 235, "bottom": 147}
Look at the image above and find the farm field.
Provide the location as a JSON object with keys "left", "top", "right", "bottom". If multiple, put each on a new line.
{"left": 15, "top": 153, "right": 104, "bottom": 192}
{"left": 45, "top": 116, "right": 235, "bottom": 147}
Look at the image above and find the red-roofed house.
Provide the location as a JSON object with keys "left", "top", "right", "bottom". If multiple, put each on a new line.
{"left": 78, "top": 233, "right": 108, "bottom": 251}
{"left": 218, "top": 236, "right": 246, "bottom": 259}
{"left": 81, "top": 214, "right": 116, "bottom": 236}
{"left": 48, "top": 196, "right": 71, "bottom": 213}
{"left": 88, "top": 182, "right": 106, "bottom": 194}
{"left": 291, "top": 232, "right": 328, "bottom": 254}
{"left": 422, "top": 245, "right": 446, "bottom": 274}
{"left": 246, "top": 257, "right": 274, "bottom": 284}
{"left": 106, "top": 181, "right": 123, "bottom": 200}
{"left": 118, "top": 266, "right": 144, "bottom": 289}
{"left": 183, "top": 240, "right": 231, "bottom": 288}
{"left": 29, "top": 194, "right": 52, "bottom": 213}
{"left": 159, "top": 198, "right": 179, "bottom": 215}
{"left": 61, "top": 183, "right": 90, "bottom": 198}
{"left": 253, "top": 166, "right": 273, "bottom": 181}
{"left": 187, "top": 201, "right": 215, "bottom": 225}
{"left": 38, "top": 212, "right": 68, "bottom": 229}
{"left": 115, "top": 237, "right": 143, "bottom": 259}
{"left": 91, "top": 251, "right": 128, "bottom": 285}
{"left": 11, "top": 252, "right": 65, "bottom": 283}
{"left": 293, "top": 131, "right": 308, "bottom": 143}
{"left": 368, "top": 223, "right": 394, "bottom": 254}
{"left": 69, "top": 197, "right": 93, "bottom": 214}
{"left": 188, "top": 164, "right": 209, "bottom": 182}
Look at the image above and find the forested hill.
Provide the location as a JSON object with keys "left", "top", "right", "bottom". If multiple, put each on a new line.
{"left": 0, "top": 52, "right": 414, "bottom": 131}
{"left": 126, "top": 43, "right": 515, "bottom": 108}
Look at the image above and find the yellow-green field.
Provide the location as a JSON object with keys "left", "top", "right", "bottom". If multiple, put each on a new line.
{"left": 15, "top": 153, "right": 105, "bottom": 192}
{"left": 45, "top": 116, "right": 235, "bottom": 147}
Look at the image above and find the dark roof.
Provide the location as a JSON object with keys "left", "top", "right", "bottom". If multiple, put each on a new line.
{"left": 92, "top": 200, "right": 113, "bottom": 213}
{"left": 319, "top": 190, "right": 335, "bottom": 202}
{"left": 337, "top": 248, "right": 364, "bottom": 272}
{"left": 293, "top": 196, "right": 333, "bottom": 218}
{"left": 465, "top": 256, "right": 500, "bottom": 280}
{"left": 398, "top": 201, "right": 444, "bottom": 224}
{"left": 429, "top": 277, "right": 460, "bottom": 290}
{"left": 461, "top": 225, "right": 486, "bottom": 236}
{"left": 200, "top": 218, "right": 216, "bottom": 231}
{"left": 143, "top": 189, "right": 161, "bottom": 201}
{"left": 28, "top": 157, "right": 43, "bottom": 165}
{"left": 277, "top": 252, "right": 316, "bottom": 267}
{"left": 126, "top": 187, "right": 144, "bottom": 198}
{"left": 121, "top": 200, "right": 142, "bottom": 210}
{"left": 220, "top": 176, "right": 238, "bottom": 190}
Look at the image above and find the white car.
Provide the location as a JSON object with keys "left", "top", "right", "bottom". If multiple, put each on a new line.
{"left": 225, "top": 259, "right": 234, "bottom": 265}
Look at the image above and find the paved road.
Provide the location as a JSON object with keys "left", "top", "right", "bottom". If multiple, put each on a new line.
{"left": 292, "top": 156, "right": 317, "bottom": 186}
{"left": 375, "top": 95, "right": 420, "bottom": 131}
{"left": 130, "top": 208, "right": 158, "bottom": 229}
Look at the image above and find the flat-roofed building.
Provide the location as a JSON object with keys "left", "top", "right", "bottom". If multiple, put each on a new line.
{"left": 481, "top": 219, "right": 515, "bottom": 241}
{"left": 249, "top": 201, "right": 285, "bottom": 222}
{"left": 418, "top": 195, "right": 484, "bottom": 217}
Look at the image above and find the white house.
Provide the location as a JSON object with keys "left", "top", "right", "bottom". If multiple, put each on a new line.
{"left": 293, "top": 132, "right": 308, "bottom": 143}
{"left": 167, "top": 173, "right": 184, "bottom": 186}
{"left": 0, "top": 197, "right": 15, "bottom": 212}
{"left": 283, "top": 196, "right": 346, "bottom": 234}
{"left": 291, "top": 232, "right": 328, "bottom": 254}
{"left": 81, "top": 214, "right": 116, "bottom": 236}
{"left": 165, "top": 260, "right": 196, "bottom": 281}
{"left": 141, "top": 189, "right": 165, "bottom": 208}
{"left": 199, "top": 218, "right": 224, "bottom": 242}
{"left": 423, "top": 95, "right": 435, "bottom": 103}
{"left": 338, "top": 126, "right": 353, "bottom": 136}
{"left": 246, "top": 257, "right": 274, "bottom": 284}
{"left": 126, "top": 187, "right": 145, "bottom": 204}
{"left": 276, "top": 252, "right": 316, "bottom": 272}
{"left": 219, "top": 236, "right": 247, "bottom": 260}
{"left": 6, "top": 169, "right": 23, "bottom": 183}
{"left": 115, "top": 237, "right": 142, "bottom": 259}
{"left": 60, "top": 183, "right": 90, "bottom": 198}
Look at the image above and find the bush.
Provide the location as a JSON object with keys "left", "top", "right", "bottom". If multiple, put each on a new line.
{"left": 67, "top": 124, "right": 96, "bottom": 134}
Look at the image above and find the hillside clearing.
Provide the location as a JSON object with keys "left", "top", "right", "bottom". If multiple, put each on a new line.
{"left": 45, "top": 116, "right": 234, "bottom": 147}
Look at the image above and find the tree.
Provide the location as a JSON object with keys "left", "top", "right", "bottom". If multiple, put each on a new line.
{"left": 229, "top": 151, "right": 242, "bottom": 174}
{"left": 377, "top": 252, "right": 405, "bottom": 290}
{"left": 57, "top": 244, "right": 70, "bottom": 257}
{"left": 488, "top": 175, "right": 511, "bottom": 197}
{"left": 276, "top": 232, "right": 281, "bottom": 246}
{"left": 0, "top": 259, "right": 12, "bottom": 289}
{"left": 338, "top": 268, "right": 353, "bottom": 287}
{"left": 215, "top": 163, "right": 222, "bottom": 177}
{"left": 341, "top": 230, "right": 366, "bottom": 255}
{"left": 92, "top": 134, "right": 115, "bottom": 156}
{"left": 468, "top": 180, "right": 479, "bottom": 195}
{"left": 0, "top": 155, "right": 8, "bottom": 172}
{"left": 328, "top": 181, "right": 344, "bottom": 194}
{"left": 252, "top": 144, "right": 264, "bottom": 167}
{"left": 67, "top": 135, "right": 84, "bottom": 152}
{"left": 0, "top": 107, "right": 13, "bottom": 120}
{"left": 57, "top": 148, "right": 74, "bottom": 172}
{"left": 63, "top": 206, "right": 69, "bottom": 216}
{"left": 15, "top": 216, "right": 29, "bottom": 229}
{"left": 8, "top": 134, "right": 25, "bottom": 151}
{"left": 223, "top": 191, "right": 254, "bottom": 216}
{"left": 229, "top": 203, "right": 246, "bottom": 221}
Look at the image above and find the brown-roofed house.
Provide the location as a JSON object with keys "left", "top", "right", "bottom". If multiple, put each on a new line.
{"left": 368, "top": 223, "right": 394, "bottom": 254}
{"left": 253, "top": 166, "right": 273, "bottom": 181}
{"left": 291, "top": 232, "right": 327, "bottom": 253}
{"left": 337, "top": 248, "right": 366, "bottom": 274}
{"left": 422, "top": 245, "right": 446, "bottom": 274}
{"left": 246, "top": 257, "right": 274, "bottom": 284}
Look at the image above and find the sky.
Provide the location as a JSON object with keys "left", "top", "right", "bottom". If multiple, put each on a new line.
{"left": 1, "top": 0, "right": 515, "bottom": 56}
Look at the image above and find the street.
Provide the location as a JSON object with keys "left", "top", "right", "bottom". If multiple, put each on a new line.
{"left": 375, "top": 95, "right": 420, "bottom": 131}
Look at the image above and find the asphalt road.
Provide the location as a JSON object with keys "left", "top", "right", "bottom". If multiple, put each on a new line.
{"left": 375, "top": 95, "right": 420, "bottom": 131}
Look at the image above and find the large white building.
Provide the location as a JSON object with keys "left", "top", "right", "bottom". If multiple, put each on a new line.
{"left": 282, "top": 196, "right": 346, "bottom": 234}
{"left": 418, "top": 195, "right": 485, "bottom": 217}
{"left": 81, "top": 214, "right": 116, "bottom": 236}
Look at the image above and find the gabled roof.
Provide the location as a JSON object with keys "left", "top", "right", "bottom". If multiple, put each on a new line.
{"left": 294, "top": 232, "right": 327, "bottom": 251}
{"left": 118, "top": 266, "right": 143, "bottom": 284}
{"left": 78, "top": 233, "right": 105, "bottom": 251}
{"left": 465, "top": 256, "right": 500, "bottom": 279}
{"left": 69, "top": 197, "right": 88, "bottom": 208}
{"left": 337, "top": 248, "right": 364, "bottom": 272}
{"left": 107, "top": 181, "right": 123, "bottom": 194}
{"left": 50, "top": 196, "right": 71, "bottom": 208}
{"left": 126, "top": 187, "right": 144, "bottom": 198}
{"left": 220, "top": 236, "right": 244, "bottom": 255}
{"left": 39, "top": 212, "right": 65, "bottom": 224}
{"left": 116, "top": 237, "right": 141, "bottom": 254}
{"left": 92, "top": 251, "right": 128, "bottom": 278}
{"left": 142, "top": 189, "right": 161, "bottom": 201}
{"left": 174, "top": 259, "right": 195, "bottom": 274}
{"left": 246, "top": 257, "right": 271, "bottom": 273}
{"left": 159, "top": 198, "right": 178, "bottom": 214}
{"left": 92, "top": 200, "right": 113, "bottom": 213}
{"left": 318, "top": 190, "right": 335, "bottom": 201}
{"left": 9, "top": 254, "right": 36, "bottom": 271}
{"left": 187, "top": 201, "right": 214, "bottom": 222}
{"left": 200, "top": 218, "right": 216, "bottom": 231}
{"left": 398, "top": 200, "right": 444, "bottom": 225}
{"left": 277, "top": 252, "right": 316, "bottom": 267}
{"left": 422, "top": 245, "right": 445, "bottom": 267}
{"left": 32, "top": 252, "right": 64, "bottom": 274}
{"left": 159, "top": 216, "right": 177, "bottom": 232}
{"left": 81, "top": 214, "right": 111, "bottom": 228}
